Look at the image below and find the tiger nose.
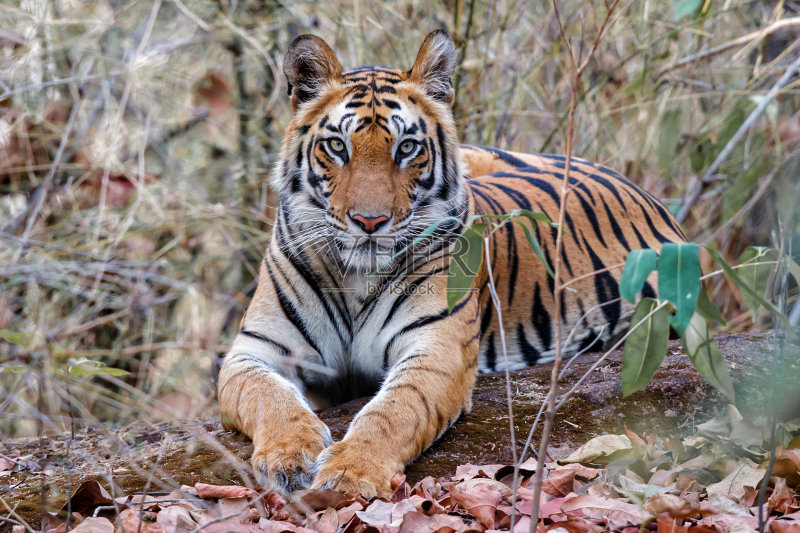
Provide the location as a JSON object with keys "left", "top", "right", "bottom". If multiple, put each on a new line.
{"left": 349, "top": 212, "right": 390, "bottom": 234}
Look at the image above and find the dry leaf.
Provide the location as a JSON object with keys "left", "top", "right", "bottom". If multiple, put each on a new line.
{"left": 561, "top": 434, "right": 633, "bottom": 465}
{"left": 560, "top": 493, "right": 648, "bottom": 529}
{"left": 354, "top": 499, "right": 395, "bottom": 527}
{"left": 155, "top": 505, "right": 197, "bottom": 532}
{"left": 195, "top": 482, "right": 252, "bottom": 499}
{"left": 450, "top": 482, "right": 503, "bottom": 528}
{"left": 769, "top": 476, "right": 795, "bottom": 513}
{"left": 61, "top": 481, "right": 115, "bottom": 517}
{"left": 706, "top": 462, "right": 765, "bottom": 503}
{"left": 645, "top": 493, "right": 695, "bottom": 518}
{"left": 69, "top": 517, "right": 114, "bottom": 533}
{"left": 119, "top": 508, "right": 165, "bottom": 533}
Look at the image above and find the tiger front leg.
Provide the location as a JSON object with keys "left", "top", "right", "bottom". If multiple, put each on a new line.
{"left": 218, "top": 335, "right": 332, "bottom": 492}
{"left": 312, "top": 297, "right": 480, "bottom": 498}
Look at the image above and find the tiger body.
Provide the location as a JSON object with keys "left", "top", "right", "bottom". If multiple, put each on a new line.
{"left": 217, "top": 31, "right": 685, "bottom": 498}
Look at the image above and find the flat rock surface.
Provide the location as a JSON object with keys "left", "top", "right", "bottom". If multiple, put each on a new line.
{"left": 1, "top": 331, "right": 794, "bottom": 531}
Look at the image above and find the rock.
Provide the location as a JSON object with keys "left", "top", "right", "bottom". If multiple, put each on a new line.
{"left": 1, "top": 332, "right": 795, "bottom": 532}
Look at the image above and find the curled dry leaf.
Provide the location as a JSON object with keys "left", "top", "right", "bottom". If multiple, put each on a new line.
{"left": 354, "top": 499, "right": 395, "bottom": 527}
{"left": 450, "top": 482, "right": 503, "bottom": 528}
{"left": 155, "top": 505, "right": 198, "bottom": 533}
{"left": 542, "top": 465, "right": 600, "bottom": 497}
{"left": 559, "top": 493, "right": 648, "bottom": 530}
{"left": 306, "top": 507, "right": 338, "bottom": 533}
{"left": 769, "top": 476, "right": 795, "bottom": 513}
{"left": 455, "top": 477, "right": 513, "bottom": 500}
{"left": 644, "top": 493, "right": 696, "bottom": 518}
{"left": 60, "top": 480, "right": 116, "bottom": 517}
{"left": 561, "top": 434, "right": 633, "bottom": 465}
{"left": 118, "top": 508, "right": 165, "bottom": 533}
{"left": 195, "top": 482, "right": 252, "bottom": 499}
{"left": 0, "top": 457, "right": 15, "bottom": 472}
{"left": 335, "top": 501, "right": 364, "bottom": 524}
{"left": 69, "top": 517, "right": 115, "bottom": 533}
{"left": 705, "top": 461, "right": 765, "bottom": 503}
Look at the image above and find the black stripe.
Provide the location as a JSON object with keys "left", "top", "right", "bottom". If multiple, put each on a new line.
{"left": 382, "top": 292, "right": 474, "bottom": 369}
{"left": 285, "top": 251, "right": 351, "bottom": 338}
{"left": 531, "top": 283, "right": 552, "bottom": 352}
{"left": 630, "top": 222, "right": 650, "bottom": 249}
{"left": 484, "top": 331, "right": 497, "bottom": 371}
{"left": 381, "top": 266, "right": 446, "bottom": 328}
{"left": 599, "top": 196, "right": 630, "bottom": 250}
{"left": 517, "top": 323, "right": 540, "bottom": 365}
{"left": 264, "top": 257, "right": 324, "bottom": 360}
{"left": 436, "top": 123, "right": 452, "bottom": 200}
{"left": 574, "top": 187, "right": 607, "bottom": 248}
{"left": 470, "top": 145, "right": 529, "bottom": 167}
{"left": 240, "top": 328, "right": 290, "bottom": 356}
{"left": 581, "top": 235, "right": 621, "bottom": 334}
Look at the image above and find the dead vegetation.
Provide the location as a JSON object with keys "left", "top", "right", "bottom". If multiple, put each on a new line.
{"left": 1, "top": 0, "right": 799, "bottom": 531}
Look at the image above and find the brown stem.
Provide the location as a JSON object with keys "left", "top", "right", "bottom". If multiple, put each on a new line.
{"left": 529, "top": 2, "right": 622, "bottom": 529}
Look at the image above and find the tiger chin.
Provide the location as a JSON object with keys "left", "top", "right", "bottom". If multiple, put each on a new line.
{"left": 217, "top": 30, "right": 686, "bottom": 498}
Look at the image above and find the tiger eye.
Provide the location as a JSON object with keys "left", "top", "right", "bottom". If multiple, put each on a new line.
{"left": 328, "top": 139, "right": 345, "bottom": 153}
{"left": 399, "top": 140, "right": 416, "bottom": 155}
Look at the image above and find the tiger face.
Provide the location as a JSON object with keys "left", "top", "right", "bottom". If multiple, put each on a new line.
{"left": 275, "top": 31, "right": 467, "bottom": 273}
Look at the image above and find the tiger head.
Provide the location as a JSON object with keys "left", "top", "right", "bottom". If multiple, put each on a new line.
{"left": 275, "top": 30, "right": 468, "bottom": 273}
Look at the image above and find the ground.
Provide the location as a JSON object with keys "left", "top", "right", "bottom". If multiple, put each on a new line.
{"left": 0, "top": 332, "right": 792, "bottom": 532}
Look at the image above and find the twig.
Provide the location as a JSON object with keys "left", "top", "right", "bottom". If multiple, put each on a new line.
{"left": 529, "top": 3, "right": 622, "bottom": 529}
{"left": 482, "top": 235, "right": 519, "bottom": 528}
{"left": 0, "top": 496, "right": 34, "bottom": 533}
{"left": 675, "top": 51, "right": 800, "bottom": 223}
{"left": 11, "top": 96, "right": 81, "bottom": 261}
{"left": 655, "top": 17, "right": 800, "bottom": 79}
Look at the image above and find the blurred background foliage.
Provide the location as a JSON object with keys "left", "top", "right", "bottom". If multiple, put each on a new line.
{"left": 0, "top": 0, "right": 798, "bottom": 437}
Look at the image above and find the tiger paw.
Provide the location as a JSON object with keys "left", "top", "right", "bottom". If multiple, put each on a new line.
{"left": 251, "top": 416, "right": 332, "bottom": 493}
{"left": 311, "top": 440, "right": 400, "bottom": 499}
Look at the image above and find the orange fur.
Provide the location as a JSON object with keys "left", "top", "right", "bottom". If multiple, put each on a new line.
{"left": 217, "top": 31, "right": 685, "bottom": 498}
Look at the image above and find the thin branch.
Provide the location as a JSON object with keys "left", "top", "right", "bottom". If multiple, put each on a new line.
{"left": 11, "top": 96, "right": 81, "bottom": 261}
{"left": 483, "top": 235, "right": 520, "bottom": 528}
{"left": 529, "top": 2, "right": 622, "bottom": 528}
{"left": 655, "top": 17, "right": 800, "bottom": 79}
{"left": 676, "top": 51, "right": 800, "bottom": 223}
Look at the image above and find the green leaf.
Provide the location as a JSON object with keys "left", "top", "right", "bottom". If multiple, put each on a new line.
{"left": 719, "top": 99, "right": 754, "bottom": 148}
{"left": 620, "top": 249, "right": 658, "bottom": 303}
{"left": 736, "top": 246, "right": 776, "bottom": 317}
{"left": 385, "top": 215, "right": 464, "bottom": 266}
{"left": 721, "top": 132, "right": 769, "bottom": 221}
{"left": 674, "top": 0, "right": 702, "bottom": 19}
{"left": 509, "top": 209, "right": 554, "bottom": 226}
{"left": 682, "top": 313, "right": 735, "bottom": 401}
{"left": 624, "top": 68, "right": 648, "bottom": 96}
{"left": 658, "top": 242, "right": 701, "bottom": 334}
{"left": 622, "top": 298, "right": 670, "bottom": 396}
{"left": 705, "top": 246, "right": 788, "bottom": 326}
{"left": 447, "top": 223, "right": 488, "bottom": 312}
{"left": 696, "top": 286, "right": 727, "bottom": 325}
{"left": 658, "top": 109, "right": 682, "bottom": 173}
{"left": 690, "top": 135, "right": 713, "bottom": 174}
{"left": 68, "top": 360, "right": 130, "bottom": 377}
{"left": 0, "top": 330, "right": 30, "bottom": 346}
{"left": 511, "top": 219, "right": 554, "bottom": 278}
{"left": 0, "top": 365, "right": 27, "bottom": 374}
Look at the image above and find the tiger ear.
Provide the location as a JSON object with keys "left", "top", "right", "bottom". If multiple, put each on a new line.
{"left": 409, "top": 30, "right": 457, "bottom": 105}
{"left": 283, "top": 35, "right": 342, "bottom": 110}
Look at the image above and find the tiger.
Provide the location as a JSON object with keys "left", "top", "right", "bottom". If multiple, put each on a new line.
{"left": 217, "top": 30, "right": 686, "bottom": 498}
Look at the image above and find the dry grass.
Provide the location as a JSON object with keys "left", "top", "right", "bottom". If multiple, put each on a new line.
{"left": 1, "top": 0, "right": 798, "bottom": 438}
